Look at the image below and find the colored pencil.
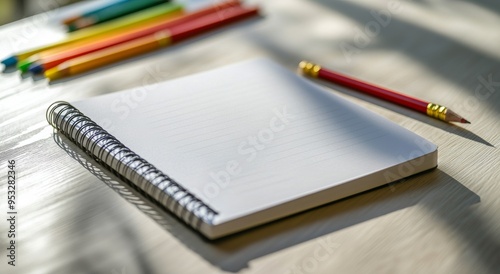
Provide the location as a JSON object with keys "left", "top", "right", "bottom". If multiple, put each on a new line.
{"left": 45, "top": 6, "right": 259, "bottom": 81}
{"left": 66, "top": 0, "right": 171, "bottom": 32}
{"left": 2, "top": 3, "right": 182, "bottom": 68}
{"left": 62, "top": 0, "right": 128, "bottom": 25}
{"left": 29, "top": 0, "right": 242, "bottom": 74}
{"left": 299, "top": 61, "right": 470, "bottom": 123}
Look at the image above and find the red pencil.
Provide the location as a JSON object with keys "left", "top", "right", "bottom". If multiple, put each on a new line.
{"left": 30, "top": 0, "right": 243, "bottom": 73}
{"left": 299, "top": 61, "right": 470, "bottom": 124}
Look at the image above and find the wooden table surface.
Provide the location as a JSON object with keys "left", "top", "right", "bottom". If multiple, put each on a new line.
{"left": 1, "top": 1, "right": 499, "bottom": 273}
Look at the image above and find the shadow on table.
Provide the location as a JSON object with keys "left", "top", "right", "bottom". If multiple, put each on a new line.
{"left": 311, "top": 79, "right": 495, "bottom": 147}
{"left": 52, "top": 132, "right": 491, "bottom": 273}
{"left": 309, "top": 0, "right": 500, "bottom": 115}
{"left": 241, "top": 0, "right": 498, "bottom": 147}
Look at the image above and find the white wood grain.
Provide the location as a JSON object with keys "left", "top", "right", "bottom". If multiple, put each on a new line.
{"left": 1, "top": 0, "right": 499, "bottom": 273}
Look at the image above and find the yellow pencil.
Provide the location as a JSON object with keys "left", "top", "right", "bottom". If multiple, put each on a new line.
{"left": 2, "top": 3, "right": 183, "bottom": 67}
{"left": 45, "top": 31, "right": 171, "bottom": 81}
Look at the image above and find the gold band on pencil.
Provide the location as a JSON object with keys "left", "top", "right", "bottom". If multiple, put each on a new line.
{"left": 426, "top": 103, "right": 447, "bottom": 122}
{"left": 299, "top": 61, "right": 321, "bottom": 78}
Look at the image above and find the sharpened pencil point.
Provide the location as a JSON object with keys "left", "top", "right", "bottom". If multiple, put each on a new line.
{"left": 1, "top": 56, "right": 18, "bottom": 67}
{"left": 17, "top": 59, "right": 33, "bottom": 73}
{"left": 45, "top": 67, "right": 62, "bottom": 81}
{"left": 461, "top": 118, "right": 471, "bottom": 124}
{"left": 29, "top": 63, "right": 44, "bottom": 74}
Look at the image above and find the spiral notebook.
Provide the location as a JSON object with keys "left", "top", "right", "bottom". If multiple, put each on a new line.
{"left": 47, "top": 59, "right": 437, "bottom": 239}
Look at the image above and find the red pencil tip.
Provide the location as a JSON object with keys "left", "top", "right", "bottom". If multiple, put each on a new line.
{"left": 461, "top": 118, "right": 471, "bottom": 124}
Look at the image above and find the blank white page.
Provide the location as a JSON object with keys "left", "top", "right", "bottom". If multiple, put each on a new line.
{"left": 72, "top": 59, "right": 437, "bottom": 223}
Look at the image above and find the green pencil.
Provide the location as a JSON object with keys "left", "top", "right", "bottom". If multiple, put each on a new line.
{"left": 63, "top": 0, "right": 127, "bottom": 25}
{"left": 67, "top": 0, "right": 171, "bottom": 32}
